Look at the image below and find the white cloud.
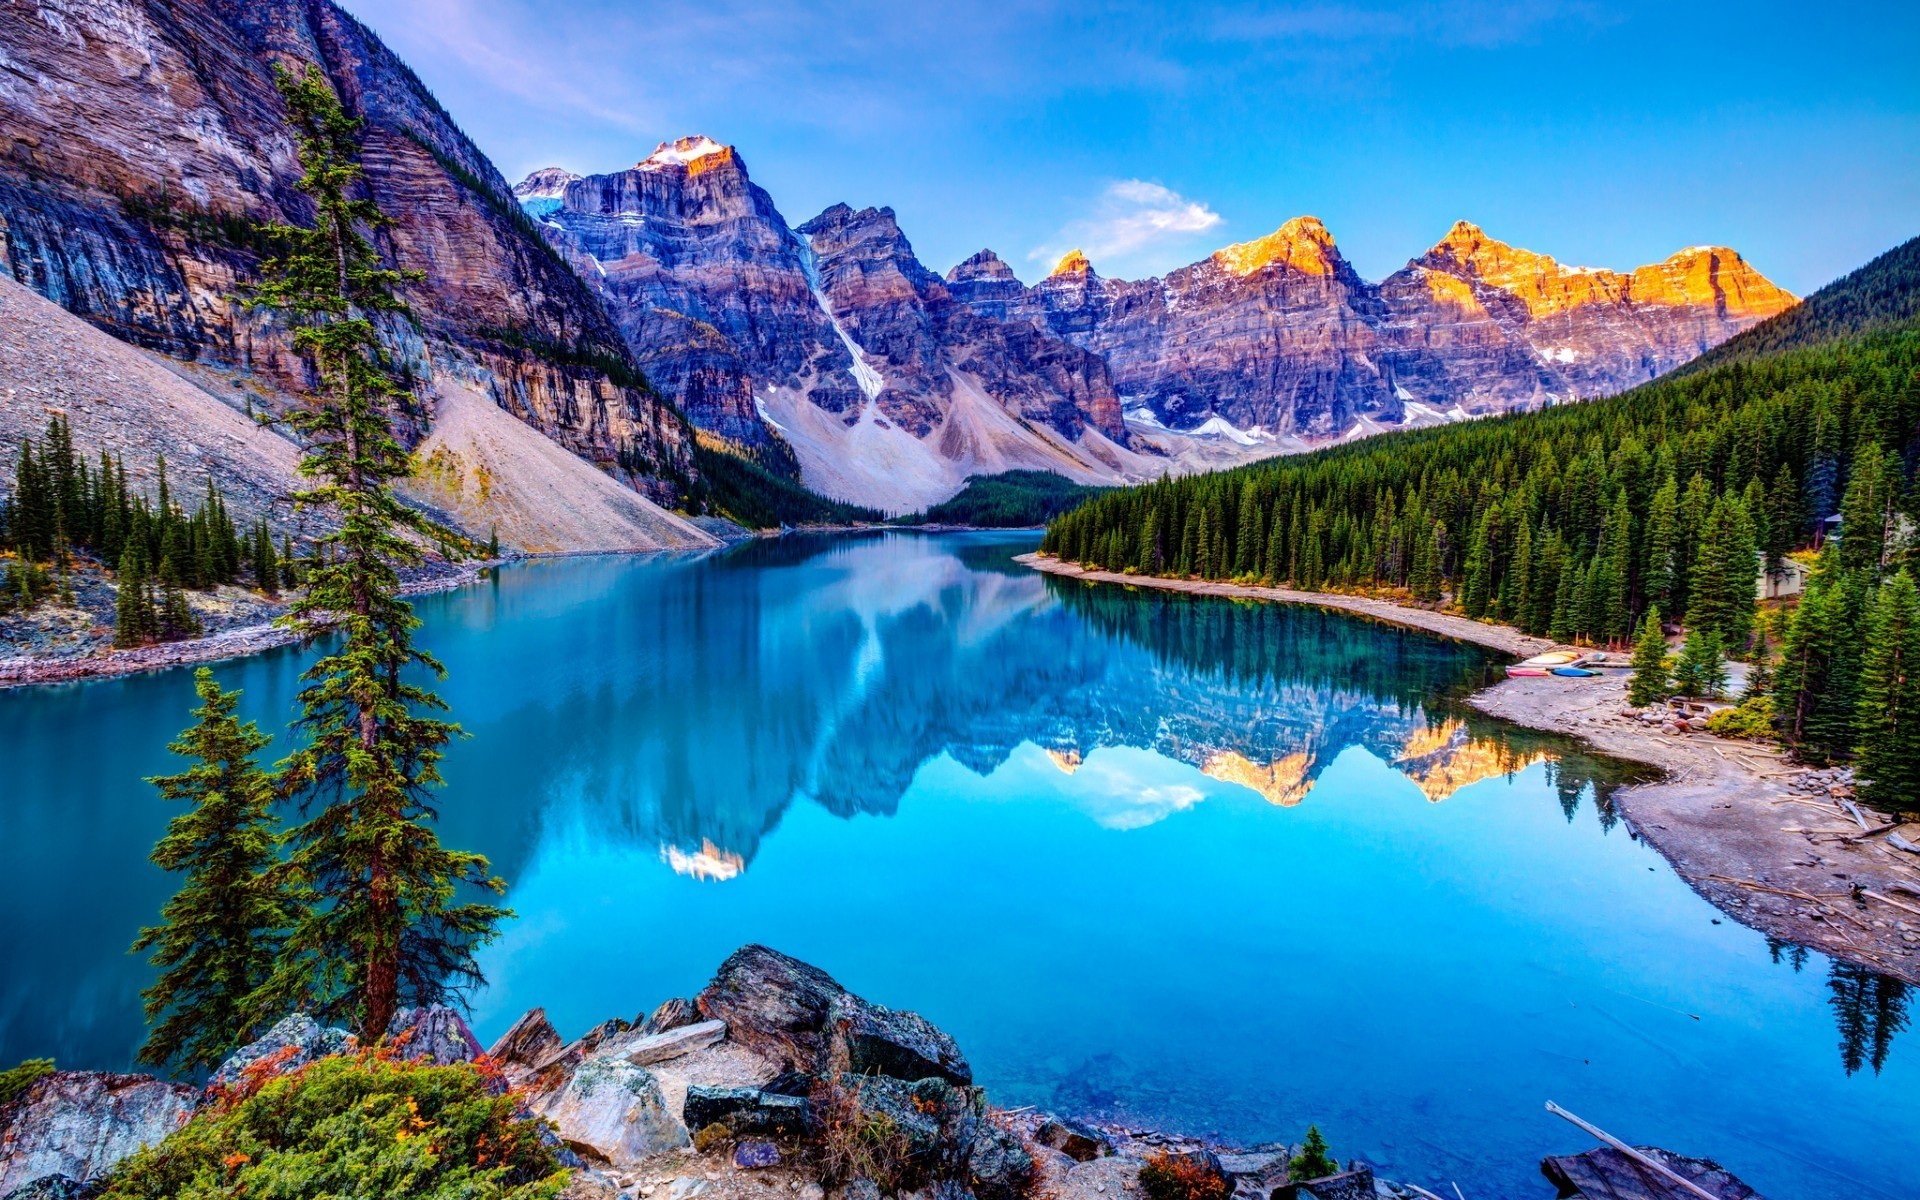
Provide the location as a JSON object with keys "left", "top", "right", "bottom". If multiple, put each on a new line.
{"left": 1032, "top": 180, "right": 1223, "bottom": 275}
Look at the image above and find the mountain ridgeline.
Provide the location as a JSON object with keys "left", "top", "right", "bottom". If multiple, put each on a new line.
{"left": 1041, "top": 235, "right": 1920, "bottom": 652}
{"left": 517, "top": 139, "right": 1794, "bottom": 513}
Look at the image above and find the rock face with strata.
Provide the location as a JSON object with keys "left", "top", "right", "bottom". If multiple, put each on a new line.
{"left": 0, "top": 0, "right": 692, "bottom": 500}
{"left": 957, "top": 220, "right": 1793, "bottom": 438}
{"left": 0, "top": 1073, "right": 196, "bottom": 1195}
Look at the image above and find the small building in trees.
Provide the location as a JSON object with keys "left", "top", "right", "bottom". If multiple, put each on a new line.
{"left": 1759, "top": 553, "right": 1812, "bottom": 600}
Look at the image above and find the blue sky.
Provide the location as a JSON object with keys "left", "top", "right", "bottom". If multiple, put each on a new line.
{"left": 339, "top": 0, "right": 1919, "bottom": 292}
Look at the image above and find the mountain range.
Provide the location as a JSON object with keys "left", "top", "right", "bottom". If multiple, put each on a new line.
{"left": 518, "top": 138, "right": 1794, "bottom": 511}
{"left": 0, "top": 0, "right": 1797, "bottom": 527}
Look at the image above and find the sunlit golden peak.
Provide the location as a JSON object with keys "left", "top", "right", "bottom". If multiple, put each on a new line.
{"left": 1215, "top": 216, "right": 1338, "bottom": 277}
{"left": 1051, "top": 248, "right": 1094, "bottom": 277}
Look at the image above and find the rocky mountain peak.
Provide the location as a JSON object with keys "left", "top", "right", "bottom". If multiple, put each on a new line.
{"left": 1213, "top": 216, "right": 1341, "bottom": 277}
{"left": 947, "top": 249, "right": 1018, "bottom": 284}
{"left": 638, "top": 134, "right": 736, "bottom": 176}
{"left": 1050, "top": 249, "right": 1095, "bottom": 278}
{"left": 512, "top": 167, "right": 581, "bottom": 198}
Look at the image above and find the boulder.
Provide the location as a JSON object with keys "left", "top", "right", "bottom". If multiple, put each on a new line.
{"left": 1274, "top": 1166, "right": 1374, "bottom": 1200}
{"left": 639, "top": 998, "right": 702, "bottom": 1035}
{"left": 1541, "top": 1146, "right": 1760, "bottom": 1200}
{"left": 210, "top": 1013, "right": 352, "bottom": 1087}
{"left": 965, "top": 1121, "right": 1036, "bottom": 1200}
{"left": 535, "top": 1058, "right": 689, "bottom": 1167}
{"left": 627, "top": 1020, "right": 727, "bottom": 1066}
{"left": 684, "top": 1086, "right": 809, "bottom": 1138}
{"left": 1035, "top": 1117, "right": 1110, "bottom": 1162}
{"left": 698, "top": 945, "right": 971, "bottom": 1085}
{"left": 386, "top": 1006, "right": 484, "bottom": 1067}
{"left": 489, "top": 1008, "right": 565, "bottom": 1073}
{"left": 1217, "top": 1149, "right": 1288, "bottom": 1199}
{"left": 0, "top": 1072, "right": 197, "bottom": 1194}
{"left": 579, "top": 1018, "right": 634, "bottom": 1056}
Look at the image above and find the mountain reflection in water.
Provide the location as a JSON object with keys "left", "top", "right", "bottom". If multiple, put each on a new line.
{"left": 0, "top": 532, "right": 1910, "bottom": 1200}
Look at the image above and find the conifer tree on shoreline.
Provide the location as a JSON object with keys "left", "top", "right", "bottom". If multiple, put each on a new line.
{"left": 248, "top": 63, "right": 506, "bottom": 1038}
{"left": 131, "top": 669, "right": 297, "bottom": 1073}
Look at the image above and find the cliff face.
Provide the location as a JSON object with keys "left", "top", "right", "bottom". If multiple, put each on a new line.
{"left": 0, "top": 0, "right": 692, "bottom": 498}
{"left": 521, "top": 140, "right": 1134, "bottom": 512}
{"left": 960, "top": 218, "right": 1794, "bottom": 437}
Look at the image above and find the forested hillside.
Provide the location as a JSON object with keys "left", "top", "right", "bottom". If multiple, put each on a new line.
{"left": 1044, "top": 327, "right": 1918, "bottom": 645}
{"left": 907, "top": 471, "right": 1109, "bottom": 527}
{"left": 1683, "top": 236, "right": 1920, "bottom": 369}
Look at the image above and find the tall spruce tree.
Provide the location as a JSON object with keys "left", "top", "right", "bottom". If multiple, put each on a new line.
{"left": 250, "top": 63, "right": 506, "bottom": 1039}
{"left": 1628, "top": 607, "right": 1671, "bottom": 707}
{"left": 1855, "top": 571, "right": 1920, "bottom": 817}
{"left": 132, "top": 669, "right": 299, "bottom": 1073}
{"left": 1686, "top": 493, "right": 1758, "bottom": 653}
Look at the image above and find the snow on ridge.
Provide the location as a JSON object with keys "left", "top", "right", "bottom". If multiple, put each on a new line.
{"left": 640, "top": 135, "right": 729, "bottom": 170}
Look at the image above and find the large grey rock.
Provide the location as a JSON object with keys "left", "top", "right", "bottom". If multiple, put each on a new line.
{"left": 386, "top": 1005, "right": 484, "bottom": 1067}
{"left": 0, "top": 1072, "right": 197, "bottom": 1193}
{"left": 1274, "top": 1166, "right": 1374, "bottom": 1200}
{"left": 210, "top": 1013, "right": 352, "bottom": 1087}
{"left": 639, "top": 998, "right": 702, "bottom": 1036}
{"left": 626, "top": 1020, "right": 726, "bottom": 1066}
{"left": 535, "top": 1058, "right": 690, "bottom": 1168}
{"left": 1035, "top": 1117, "right": 1110, "bottom": 1162}
{"left": 697, "top": 945, "right": 971, "bottom": 1085}
{"left": 683, "top": 1086, "right": 807, "bottom": 1137}
{"left": 1541, "top": 1146, "right": 1761, "bottom": 1200}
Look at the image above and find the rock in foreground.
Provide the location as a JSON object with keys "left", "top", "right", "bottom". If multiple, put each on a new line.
{"left": 0, "top": 1073, "right": 196, "bottom": 1196}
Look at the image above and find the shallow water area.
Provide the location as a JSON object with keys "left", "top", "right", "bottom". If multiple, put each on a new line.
{"left": 1, "top": 532, "right": 1912, "bottom": 1198}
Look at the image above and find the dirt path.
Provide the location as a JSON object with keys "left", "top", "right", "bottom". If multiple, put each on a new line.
{"left": 1020, "top": 552, "right": 1920, "bottom": 982}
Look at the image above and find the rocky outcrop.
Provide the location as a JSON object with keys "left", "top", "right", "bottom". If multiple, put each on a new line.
{"left": 695, "top": 944, "right": 971, "bottom": 1085}
{"left": 956, "top": 220, "right": 1793, "bottom": 438}
{"left": 536, "top": 1058, "right": 690, "bottom": 1167}
{"left": 0, "top": 0, "right": 692, "bottom": 501}
{"left": 519, "top": 141, "right": 1144, "bottom": 513}
{"left": 208, "top": 1013, "right": 354, "bottom": 1087}
{"left": 0, "top": 1073, "right": 196, "bottom": 1195}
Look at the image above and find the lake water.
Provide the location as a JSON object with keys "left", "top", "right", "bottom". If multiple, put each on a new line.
{"left": 1, "top": 532, "right": 1912, "bottom": 1198}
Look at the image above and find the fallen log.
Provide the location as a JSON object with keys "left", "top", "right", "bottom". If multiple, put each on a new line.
{"left": 1543, "top": 1103, "right": 1722, "bottom": 1200}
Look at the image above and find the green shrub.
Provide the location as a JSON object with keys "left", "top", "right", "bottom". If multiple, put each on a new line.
{"left": 1138, "top": 1152, "right": 1231, "bottom": 1200}
{"left": 1707, "top": 696, "right": 1777, "bottom": 740}
{"left": 100, "top": 1053, "right": 568, "bottom": 1200}
{"left": 0, "top": 1058, "right": 54, "bottom": 1105}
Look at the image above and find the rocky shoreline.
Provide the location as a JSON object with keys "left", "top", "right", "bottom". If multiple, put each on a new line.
{"left": 1018, "top": 552, "right": 1920, "bottom": 985}
{"left": 0, "top": 559, "right": 498, "bottom": 690}
{"left": 0, "top": 946, "right": 1760, "bottom": 1200}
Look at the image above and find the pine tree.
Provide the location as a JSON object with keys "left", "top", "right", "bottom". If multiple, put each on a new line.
{"left": 1289, "top": 1126, "right": 1337, "bottom": 1182}
{"left": 1687, "top": 493, "right": 1758, "bottom": 653}
{"left": 249, "top": 64, "right": 507, "bottom": 1039}
{"left": 131, "top": 669, "right": 299, "bottom": 1073}
{"left": 1628, "top": 607, "right": 1672, "bottom": 707}
{"left": 1855, "top": 571, "right": 1920, "bottom": 817}
{"left": 1838, "top": 441, "right": 1896, "bottom": 574}
{"left": 1776, "top": 547, "right": 1868, "bottom": 762}
{"left": 1743, "top": 627, "right": 1775, "bottom": 701}
{"left": 1674, "top": 630, "right": 1728, "bottom": 699}
{"left": 114, "top": 541, "right": 157, "bottom": 647}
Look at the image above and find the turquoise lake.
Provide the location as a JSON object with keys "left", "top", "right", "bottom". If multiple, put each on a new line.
{"left": 1, "top": 531, "right": 1912, "bottom": 1198}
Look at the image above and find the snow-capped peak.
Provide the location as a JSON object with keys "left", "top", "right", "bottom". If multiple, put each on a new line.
{"left": 639, "top": 135, "right": 732, "bottom": 172}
